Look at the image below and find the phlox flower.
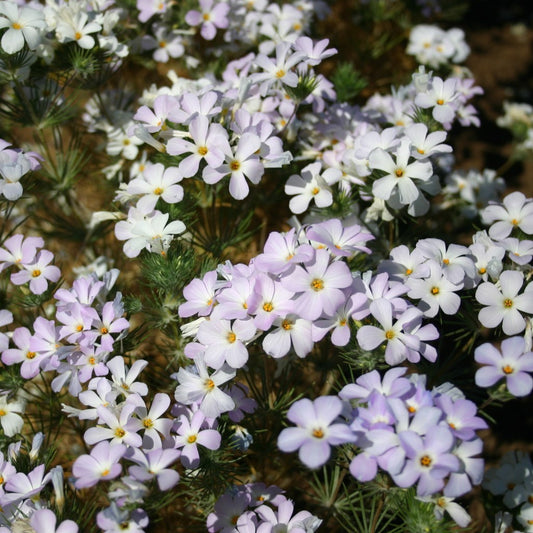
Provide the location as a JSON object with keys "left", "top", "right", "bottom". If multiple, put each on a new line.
{"left": 482, "top": 191, "right": 533, "bottom": 240}
{"left": 72, "top": 441, "right": 126, "bottom": 488}
{"left": 203, "top": 132, "right": 264, "bottom": 200}
{"left": 474, "top": 336, "right": 533, "bottom": 397}
{"left": 404, "top": 123, "right": 452, "bottom": 159}
{"left": 281, "top": 248, "right": 352, "bottom": 321}
{"left": 2, "top": 326, "right": 50, "bottom": 379}
{"left": 293, "top": 36, "right": 337, "bottom": 66}
{"left": 419, "top": 496, "right": 471, "bottom": 528}
{"left": 339, "top": 367, "right": 413, "bottom": 402}
{"left": 180, "top": 271, "right": 219, "bottom": 320}
{"left": 278, "top": 396, "right": 357, "bottom": 469}
{"left": 262, "top": 314, "right": 314, "bottom": 359}
{"left": 227, "top": 384, "right": 257, "bottom": 423}
{"left": 185, "top": 0, "right": 229, "bottom": 40}
{"left": 305, "top": 218, "right": 374, "bottom": 257}
{"left": 256, "top": 498, "right": 316, "bottom": 533}
{"left": 198, "top": 318, "right": 256, "bottom": 369}
{"left": 96, "top": 504, "right": 149, "bottom": 533}
{"left": 0, "top": 151, "right": 32, "bottom": 200}
{"left": 127, "top": 447, "right": 180, "bottom": 491}
{"left": 28, "top": 509, "right": 79, "bottom": 533}
{"left": 392, "top": 427, "right": 460, "bottom": 496}
{"left": 475, "top": 269, "right": 533, "bottom": 335}
{"left": 126, "top": 162, "right": 183, "bottom": 212}
{"left": 137, "top": 0, "right": 169, "bottom": 23}
{"left": 312, "top": 293, "right": 356, "bottom": 347}
{"left": 10, "top": 249, "right": 61, "bottom": 295}
{"left": 369, "top": 139, "right": 433, "bottom": 208}
{"left": 106, "top": 356, "right": 148, "bottom": 396}
{"left": 284, "top": 161, "right": 337, "bottom": 214}
{"left": 142, "top": 24, "right": 185, "bottom": 63}
{"left": 0, "top": 308, "right": 12, "bottom": 351}
{"left": 0, "top": 233, "right": 43, "bottom": 272}
{"left": 0, "top": 394, "right": 25, "bottom": 437}
{"left": 174, "top": 410, "right": 221, "bottom": 468}
{"left": 3, "top": 463, "right": 51, "bottom": 504}
{"left": 356, "top": 300, "right": 423, "bottom": 366}
{"left": 0, "top": 2, "right": 45, "bottom": 54}
{"left": 415, "top": 77, "right": 459, "bottom": 126}
{"left": 134, "top": 392, "right": 173, "bottom": 449}
{"left": 206, "top": 490, "right": 254, "bottom": 533}
{"left": 55, "top": 12, "right": 102, "bottom": 49}
{"left": 502, "top": 237, "right": 533, "bottom": 266}
{"left": 173, "top": 359, "right": 236, "bottom": 418}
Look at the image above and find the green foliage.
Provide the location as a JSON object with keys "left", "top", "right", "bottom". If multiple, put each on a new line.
{"left": 332, "top": 62, "right": 368, "bottom": 102}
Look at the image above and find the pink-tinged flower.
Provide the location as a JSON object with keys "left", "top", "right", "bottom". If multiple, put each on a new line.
{"left": 392, "top": 427, "right": 460, "bottom": 496}
{"left": 0, "top": 233, "right": 43, "bottom": 272}
{"left": 248, "top": 274, "right": 295, "bottom": 330}
{"left": 3, "top": 464, "right": 51, "bottom": 504}
{"left": 142, "top": 24, "right": 185, "bottom": 63}
{"left": 167, "top": 116, "right": 229, "bottom": 179}
{"left": 282, "top": 249, "right": 352, "bottom": 321}
{"left": 0, "top": 308, "right": 12, "bottom": 351}
{"left": 97, "top": 504, "right": 149, "bottom": 532}
{"left": 227, "top": 384, "right": 257, "bottom": 423}
{"left": 262, "top": 314, "right": 314, "bottom": 359}
{"left": 339, "top": 367, "right": 413, "bottom": 402}
{"left": 0, "top": 2, "right": 45, "bottom": 54}
{"left": 72, "top": 441, "right": 126, "bottom": 489}
{"left": 10, "top": 249, "right": 61, "bottom": 295}
{"left": 482, "top": 191, "right": 533, "bottom": 240}
{"left": 254, "top": 228, "right": 314, "bottom": 275}
{"left": 285, "top": 162, "right": 337, "bottom": 214}
{"left": 203, "top": 132, "right": 264, "bottom": 200}
{"left": 278, "top": 396, "right": 357, "bottom": 469}
{"left": 369, "top": 139, "right": 433, "bottom": 207}
{"left": 378, "top": 244, "right": 431, "bottom": 283}
{"left": 305, "top": 219, "right": 374, "bottom": 257}
{"left": 185, "top": 0, "right": 229, "bottom": 40}
{"left": 475, "top": 270, "right": 533, "bottom": 335}
{"left": 93, "top": 297, "right": 129, "bottom": 352}
{"left": 29, "top": 509, "right": 79, "bottom": 533}
{"left": 174, "top": 410, "right": 221, "bottom": 468}
{"left": 415, "top": 77, "right": 459, "bottom": 125}
{"left": 293, "top": 36, "right": 337, "bottom": 66}
{"left": 211, "top": 275, "right": 255, "bottom": 321}
{"left": 133, "top": 94, "right": 179, "bottom": 134}
{"left": 2, "top": 326, "right": 48, "bottom": 379}
{"left": 56, "top": 302, "right": 99, "bottom": 344}
{"left": 198, "top": 318, "right": 256, "bottom": 369}
{"left": 127, "top": 447, "right": 180, "bottom": 491}
{"left": 180, "top": 270, "right": 219, "bottom": 318}
{"left": 136, "top": 0, "right": 169, "bottom": 23}
{"left": 174, "top": 359, "right": 235, "bottom": 418}
{"left": 475, "top": 336, "right": 533, "bottom": 397}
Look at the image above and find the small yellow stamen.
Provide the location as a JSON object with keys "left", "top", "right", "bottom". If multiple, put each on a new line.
{"left": 385, "top": 330, "right": 395, "bottom": 340}
{"left": 263, "top": 302, "right": 273, "bottom": 312}
{"left": 436, "top": 99, "right": 444, "bottom": 105}
{"left": 101, "top": 469, "right": 110, "bottom": 476}
{"left": 502, "top": 365, "right": 514, "bottom": 375}
{"left": 442, "top": 258, "right": 449, "bottom": 265}
{"left": 205, "top": 379, "right": 215, "bottom": 390}
{"left": 74, "top": 31, "right": 82, "bottom": 40}
{"left": 202, "top": 13, "right": 210, "bottom": 20}
{"left": 275, "top": 69, "right": 286, "bottom": 79}
{"left": 503, "top": 298, "right": 513, "bottom": 308}
{"left": 312, "top": 428, "right": 324, "bottom": 439}
{"left": 511, "top": 218, "right": 519, "bottom": 226}
{"left": 153, "top": 187, "right": 163, "bottom": 195}
{"left": 197, "top": 146, "right": 208, "bottom": 156}
{"left": 311, "top": 187, "right": 320, "bottom": 195}
{"left": 0, "top": 409, "right": 5, "bottom": 416}
{"left": 187, "top": 434, "right": 197, "bottom": 443}
{"left": 417, "top": 148, "right": 425, "bottom": 154}
{"left": 32, "top": 269, "right": 41, "bottom": 278}
{"left": 230, "top": 160, "right": 241, "bottom": 171}
{"left": 26, "top": 351, "right": 36, "bottom": 359}
{"left": 420, "top": 455, "right": 432, "bottom": 467}
{"left": 479, "top": 267, "right": 486, "bottom": 274}
{"left": 311, "top": 278, "right": 324, "bottom": 291}
{"left": 431, "top": 286, "right": 440, "bottom": 295}
{"left": 407, "top": 405, "right": 416, "bottom": 413}
{"left": 143, "top": 418, "right": 154, "bottom": 428}
{"left": 281, "top": 319, "right": 293, "bottom": 330}
{"left": 395, "top": 169, "right": 404, "bottom": 177}
{"left": 159, "top": 41, "right": 166, "bottom": 48}
{"left": 76, "top": 324, "right": 84, "bottom": 332}
{"left": 100, "top": 327, "right": 109, "bottom": 335}
{"left": 88, "top": 356, "right": 96, "bottom": 365}
{"left": 405, "top": 268, "right": 413, "bottom": 275}
{"left": 114, "top": 428, "right": 126, "bottom": 438}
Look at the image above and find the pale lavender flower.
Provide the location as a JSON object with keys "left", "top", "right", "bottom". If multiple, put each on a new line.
{"left": 106, "top": 356, "right": 148, "bottom": 397}
{"left": 475, "top": 336, "right": 533, "bottom": 397}
{"left": 262, "top": 314, "right": 314, "bottom": 358}
{"left": 185, "top": 0, "right": 229, "bottom": 40}
{"left": 136, "top": 0, "right": 169, "bottom": 22}
{"left": 0, "top": 308, "right": 12, "bottom": 352}
{"left": 30, "top": 509, "right": 79, "bottom": 533}
{"left": 179, "top": 270, "right": 219, "bottom": 318}
{"left": 143, "top": 24, "right": 185, "bottom": 62}
{"left": 281, "top": 248, "right": 352, "bottom": 321}
{"left": 415, "top": 77, "right": 458, "bottom": 125}
{"left": 96, "top": 504, "right": 149, "bottom": 533}
{"left": 278, "top": 396, "right": 357, "bottom": 469}
{"left": 433, "top": 395, "right": 488, "bottom": 440}
{"left": 475, "top": 270, "right": 533, "bottom": 335}
{"left": 134, "top": 392, "right": 173, "bottom": 449}
{"left": 339, "top": 367, "right": 413, "bottom": 402}
{"left": 72, "top": 441, "right": 126, "bottom": 488}
{"left": 0, "top": 234, "right": 43, "bottom": 272}
{"left": 392, "top": 427, "right": 460, "bottom": 496}
{"left": 174, "top": 410, "right": 221, "bottom": 468}
{"left": 127, "top": 447, "right": 180, "bottom": 490}
{"left": 2, "top": 326, "right": 46, "bottom": 379}
{"left": 3, "top": 463, "right": 51, "bottom": 504}
{"left": 206, "top": 490, "right": 253, "bottom": 533}
{"left": 256, "top": 498, "right": 315, "bottom": 533}
{"left": 10, "top": 249, "right": 61, "bottom": 295}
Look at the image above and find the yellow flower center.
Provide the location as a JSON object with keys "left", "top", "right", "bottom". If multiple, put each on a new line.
{"left": 202, "top": 13, "right": 210, "bottom": 20}
{"left": 395, "top": 169, "right": 404, "bottom": 177}
{"left": 230, "top": 160, "right": 241, "bottom": 171}
{"left": 12, "top": 22, "right": 22, "bottom": 30}
{"left": 503, "top": 298, "right": 513, "bottom": 308}
{"left": 263, "top": 302, "right": 273, "bottom": 312}
{"left": 275, "top": 69, "right": 286, "bottom": 78}
{"left": 431, "top": 286, "right": 440, "bottom": 295}
{"left": 76, "top": 324, "right": 84, "bottom": 332}
{"left": 227, "top": 332, "right": 237, "bottom": 343}
{"left": 153, "top": 187, "right": 163, "bottom": 195}
{"left": 100, "top": 327, "right": 109, "bottom": 334}
{"left": 405, "top": 268, "right": 413, "bottom": 275}
{"left": 281, "top": 319, "right": 293, "bottom": 330}
{"left": 197, "top": 146, "right": 208, "bottom": 156}
{"left": 502, "top": 365, "right": 514, "bottom": 375}
{"left": 420, "top": 455, "right": 432, "bottom": 467}
{"left": 187, "top": 434, "right": 197, "bottom": 443}
{"left": 442, "top": 258, "right": 449, "bottom": 265}
{"left": 32, "top": 269, "right": 41, "bottom": 278}
{"left": 114, "top": 428, "right": 126, "bottom": 438}
{"left": 512, "top": 218, "right": 519, "bottom": 225}
{"left": 143, "top": 418, "right": 154, "bottom": 428}
{"left": 205, "top": 379, "right": 215, "bottom": 390}
{"left": 311, "top": 278, "right": 324, "bottom": 291}
{"left": 312, "top": 428, "right": 324, "bottom": 439}
{"left": 88, "top": 356, "right": 96, "bottom": 365}
{"left": 101, "top": 469, "right": 110, "bottom": 476}
{"left": 385, "top": 330, "right": 395, "bottom": 340}
{"left": 159, "top": 41, "right": 166, "bottom": 48}
{"left": 436, "top": 99, "right": 444, "bottom": 105}
{"left": 26, "top": 351, "right": 36, "bottom": 359}
{"left": 0, "top": 409, "right": 5, "bottom": 416}
{"left": 479, "top": 267, "right": 486, "bottom": 274}
{"left": 417, "top": 148, "right": 425, "bottom": 154}
{"left": 311, "top": 187, "right": 320, "bottom": 195}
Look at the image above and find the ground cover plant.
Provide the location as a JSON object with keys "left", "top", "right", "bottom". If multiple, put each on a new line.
{"left": 0, "top": 0, "right": 532, "bottom": 531}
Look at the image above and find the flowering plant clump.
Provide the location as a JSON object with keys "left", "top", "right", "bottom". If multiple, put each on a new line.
{"left": 0, "top": 0, "right": 531, "bottom": 531}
